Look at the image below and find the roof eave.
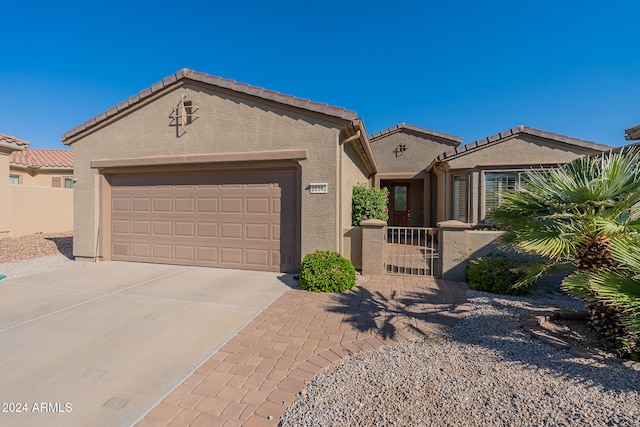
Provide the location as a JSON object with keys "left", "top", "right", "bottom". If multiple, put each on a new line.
{"left": 625, "top": 124, "right": 640, "bottom": 141}
{"left": 62, "top": 69, "right": 357, "bottom": 144}
{"left": 370, "top": 123, "right": 462, "bottom": 146}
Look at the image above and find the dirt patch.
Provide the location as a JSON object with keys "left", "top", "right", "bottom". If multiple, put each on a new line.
{"left": 538, "top": 315, "right": 622, "bottom": 358}
{"left": 0, "top": 232, "right": 73, "bottom": 264}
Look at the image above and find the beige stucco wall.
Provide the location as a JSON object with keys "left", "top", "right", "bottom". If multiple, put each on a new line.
{"left": 434, "top": 135, "right": 604, "bottom": 224}
{"left": 68, "top": 82, "right": 353, "bottom": 263}
{"left": 371, "top": 130, "right": 457, "bottom": 174}
{"left": 339, "top": 140, "right": 371, "bottom": 252}
{"left": 8, "top": 185, "right": 73, "bottom": 236}
{"left": 0, "top": 153, "right": 10, "bottom": 235}
{"left": 9, "top": 168, "right": 73, "bottom": 187}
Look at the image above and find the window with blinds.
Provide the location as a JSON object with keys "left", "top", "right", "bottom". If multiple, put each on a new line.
{"left": 485, "top": 172, "right": 520, "bottom": 217}
{"left": 452, "top": 175, "right": 467, "bottom": 222}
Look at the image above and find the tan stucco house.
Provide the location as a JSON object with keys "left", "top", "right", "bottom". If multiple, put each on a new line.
{"left": 63, "top": 68, "right": 618, "bottom": 274}
{"left": 62, "top": 69, "right": 377, "bottom": 272}
{"left": 9, "top": 149, "right": 74, "bottom": 188}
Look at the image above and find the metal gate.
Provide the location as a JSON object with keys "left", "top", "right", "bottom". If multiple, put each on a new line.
{"left": 386, "top": 227, "right": 438, "bottom": 276}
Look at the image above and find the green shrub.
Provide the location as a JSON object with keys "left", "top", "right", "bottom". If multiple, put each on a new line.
{"left": 466, "top": 254, "right": 530, "bottom": 295}
{"left": 299, "top": 250, "right": 356, "bottom": 293}
{"left": 352, "top": 184, "right": 389, "bottom": 226}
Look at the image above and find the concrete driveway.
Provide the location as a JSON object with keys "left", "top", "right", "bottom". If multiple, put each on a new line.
{"left": 0, "top": 262, "right": 293, "bottom": 427}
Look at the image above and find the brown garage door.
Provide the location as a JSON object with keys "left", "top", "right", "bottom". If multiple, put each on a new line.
{"left": 109, "top": 169, "right": 297, "bottom": 272}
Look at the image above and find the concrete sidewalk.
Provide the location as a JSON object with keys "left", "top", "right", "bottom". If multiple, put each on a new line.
{"left": 0, "top": 262, "right": 292, "bottom": 427}
{"left": 136, "top": 275, "right": 469, "bottom": 427}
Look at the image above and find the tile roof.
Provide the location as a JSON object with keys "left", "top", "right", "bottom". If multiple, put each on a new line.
{"left": 435, "top": 125, "right": 611, "bottom": 162}
{"left": 625, "top": 123, "right": 640, "bottom": 141}
{"left": 10, "top": 149, "right": 74, "bottom": 168}
{"left": 62, "top": 69, "right": 357, "bottom": 143}
{"left": 0, "top": 133, "right": 30, "bottom": 149}
{"left": 370, "top": 123, "right": 462, "bottom": 145}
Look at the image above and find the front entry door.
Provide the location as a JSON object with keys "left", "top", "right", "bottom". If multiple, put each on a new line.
{"left": 389, "top": 183, "right": 410, "bottom": 226}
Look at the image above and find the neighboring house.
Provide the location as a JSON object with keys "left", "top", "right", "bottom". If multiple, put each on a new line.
{"left": 9, "top": 149, "right": 74, "bottom": 188}
{"left": 0, "top": 134, "right": 29, "bottom": 236}
{"left": 369, "top": 123, "right": 462, "bottom": 227}
{"left": 0, "top": 138, "right": 74, "bottom": 238}
{"left": 62, "top": 69, "right": 377, "bottom": 272}
{"left": 427, "top": 125, "right": 611, "bottom": 225}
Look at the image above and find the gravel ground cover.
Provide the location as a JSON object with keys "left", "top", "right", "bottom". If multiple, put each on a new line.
{"left": 0, "top": 232, "right": 80, "bottom": 279}
{"left": 281, "top": 287, "right": 640, "bottom": 427}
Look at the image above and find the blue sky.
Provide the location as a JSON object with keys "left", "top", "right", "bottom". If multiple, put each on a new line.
{"left": 2, "top": 0, "right": 639, "bottom": 149}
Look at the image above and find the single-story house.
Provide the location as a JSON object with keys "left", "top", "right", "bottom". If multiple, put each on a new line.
{"left": 62, "top": 68, "right": 616, "bottom": 274}
{"left": 9, "top": 149, "right": 74, "bottom": 188}
{"left": 62, "top": 69, "right": 377, "bottom": 272}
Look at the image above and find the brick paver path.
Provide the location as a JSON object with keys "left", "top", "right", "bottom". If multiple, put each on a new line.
{"left": 136, "top": 275, "right": 468, "bottom": 427}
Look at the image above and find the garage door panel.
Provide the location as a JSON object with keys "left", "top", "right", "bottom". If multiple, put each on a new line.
{"left": 153, "top": 221, "right": 172, "bottom": 236}
{"left": 153, "top": 244, "right": 172, "bottom": 259}
{"left": 111, "top": 169, "right": 297, "bottom": 272}
{"left": 132, "top": 220, "right": 151, "bottom": 235}
{"left": 197, "top": 198, "right": 218, "bottom": 213}
{"left": 175, "top": 246, "right": 195, "bottom": 261}
{"left": 132, "top": 198, "right": 151, "bottom": 212}
{"left": 246, "top": 249, "right": 269, "bottom": 267}
{"left": 221, "top": 198, "right": 243, "bottom": 214}
{"left": 246, "top": 223, "right": 269, "bottom": 240}
{"left": 112, "top": 220, "right": 130, "bottom": 234}
{"left": 220, "top": 247, "right": 243, "bottom": 265}
{"left": 132, "top": 243, "right": 152, "bottom": 258}
{"left": 221, "top": 223, "right": 243, "bottom": 239}
{"left": 175, "top": 198, "right": 195, "bottom": 212}
{"left": 113, "top": 198, "right": 131, "bottom": 212}
{"left": 246, "top": 198, "right": 270, "bottom": 214}
{"left": 153, "top": 198, "right": 172, "bottom": 212}
{"left": 197, "top": 222, "right": 218, "bottom": 238}
{"left": 174, "top": 222, "right": 195, "bottom": 237}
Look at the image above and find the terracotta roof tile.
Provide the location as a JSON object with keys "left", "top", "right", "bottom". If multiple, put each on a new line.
{"left": 0, "top": 133, "right": 30, "bottom": 149}
{"left": 436, "top": 125, "right": 611, "bottom": 162}
{"left": 62, "top": 69, "right": 356, "bottom": 143}
{"left": 10, "top": 149, "right": 74, "bottom": 168}
{"left": 369, "top": 123, "right": 462, "bottom": 145}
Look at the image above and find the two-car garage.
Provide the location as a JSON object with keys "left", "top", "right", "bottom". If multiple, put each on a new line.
{"left": 108, "top": 168, "right": 298, "bottom": 272}
{"left": 63, "top": 69, "right": 376, "bottom": 274}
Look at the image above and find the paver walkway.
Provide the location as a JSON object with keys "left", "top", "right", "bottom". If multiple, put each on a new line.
{"left": 136, "top": 275, "right": 468, "bottom": 427}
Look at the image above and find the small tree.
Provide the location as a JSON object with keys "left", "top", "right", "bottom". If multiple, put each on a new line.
{"left": 352, "top": 184, "right": 389, "bottom": 226}
{"left": 491, "top": 149, "right": 640, "bottom": 354}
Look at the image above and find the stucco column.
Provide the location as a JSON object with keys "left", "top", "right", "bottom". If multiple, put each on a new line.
{"left": 437, "top": 220, "right": 472, "bottom": 281}
{"left": 360, "top": 219, "right": 386, "bottom": 276}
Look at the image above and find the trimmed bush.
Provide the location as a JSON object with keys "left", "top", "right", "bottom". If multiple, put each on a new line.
{"left": 466, "top": 254, "right": 529, "bottom": 296}
{"left": 352, "top": 184, "right": 389, "bottom": 226}
{"left": 299, "top": 250, "right": 356, "bottom": 293}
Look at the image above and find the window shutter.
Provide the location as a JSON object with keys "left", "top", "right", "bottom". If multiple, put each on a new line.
{"left": 452, "top": 175, "right": 467, "bottom": 222}
{"left": 52, "top": 177, "right": 61, "bottom": 188}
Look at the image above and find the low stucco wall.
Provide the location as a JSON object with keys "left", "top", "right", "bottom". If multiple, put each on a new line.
{"left": 8, "top": 186, "right": 73, "bottom": 237}
{"left": 438, "top": 221, "right": 505, "bottom": 281}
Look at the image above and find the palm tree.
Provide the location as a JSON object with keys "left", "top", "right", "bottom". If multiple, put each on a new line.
{"left": 491, "top": 149, "right": 640, "bottom": 351}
